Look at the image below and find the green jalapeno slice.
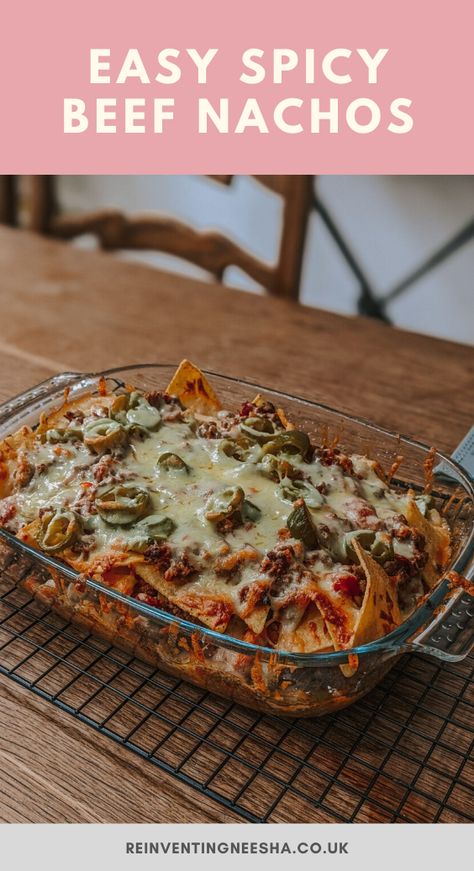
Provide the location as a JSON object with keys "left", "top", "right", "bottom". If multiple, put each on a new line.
{"left": 96, "top": 484, "right": 151, "bottom": 526}
{"left": 157, "top": 452, "right": 190, "bottom": 473}
{"left": 111, "top": 411, "right": 127, "bottom": 426}
{"left": 126, "top": 400, "right": 161, "bottom": 431}
{"left": 128, "top": 514, "right": 176, "bottom": 551}
{"left": 38, "top": 509, "right": 82, "bottom": 553}
{"left": 46, "top": 426, "right": 83, "bottom": 444}
{"left": 338, "top": 529, "right": 393, "bottom": 564}
{"left": 261, "top": 430, "right": 310, "bottom": 458}
{"left": 84, "top": 418, "right": 126, "bottom": 453}
{"left": 241, "top": 499, "right": 262, "bottom": 523}
{"left": 259, "top": 455, "right": 299, "bottom": 482}
{"left": 343, "top": 529, "right": 376, "bottom": 561}
{"left": 112, "top": 391, "right": 161, "bottom": 431}
{"left": 240, "top": 416, "right": 277, "bottom": 443}
{"left": 286, "top": 500, "right": 319, "bottom": 548}
{"left": 205, "top": 486, "right": 245, "bottom": 522}
{"left": 127, "top": 424, "right": 152, "bottom": 441}
{"left": 258, "top": 454, "right": 280, "bottom": 480}
{"left": 370, "top": 532, "right": 393, "bottom": 563}
{"left": 280, "top": 479, "right": 324, "bottom": 508}
{"left": 219, "top": 439, "right": 247, "bottom": 462}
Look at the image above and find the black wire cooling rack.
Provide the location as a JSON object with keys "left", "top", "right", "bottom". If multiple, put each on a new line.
{"left": 0, "top": 548, "right": 473, "bottom": 824}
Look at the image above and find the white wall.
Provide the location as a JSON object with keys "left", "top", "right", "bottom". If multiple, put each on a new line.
{"left": 59, "top": 175, "right": 474, "bottom": 344}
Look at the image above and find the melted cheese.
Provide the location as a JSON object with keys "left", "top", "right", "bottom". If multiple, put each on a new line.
{"left": 11, "top": 420, "right": 407, "bottom": 561}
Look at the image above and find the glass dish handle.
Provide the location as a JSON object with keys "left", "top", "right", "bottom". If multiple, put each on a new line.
{"left": 409, "top": 585, "right": 474, "bottom": 661}
{"left": 412, "top": 424, "right": 474, "bottom": 661}
{"left": 0, "top": 372, "right": 81, "bottom": 427}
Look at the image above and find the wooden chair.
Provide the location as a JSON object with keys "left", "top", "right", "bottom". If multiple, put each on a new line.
{"left": 0, "top": 176, "right": 17, "bottom": 226}
{"left": 3, "top": 175, "right": 313, "bottom": 300}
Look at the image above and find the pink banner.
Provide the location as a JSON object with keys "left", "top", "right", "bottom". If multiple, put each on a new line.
{"left": 0, "top": 0, "right": 472, "bottom": 173}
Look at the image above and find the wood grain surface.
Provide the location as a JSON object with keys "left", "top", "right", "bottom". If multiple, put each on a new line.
{"left": 0, "top": 226, "right": 472, "bottom": 824}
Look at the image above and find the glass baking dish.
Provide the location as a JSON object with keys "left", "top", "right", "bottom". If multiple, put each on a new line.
{"left": 0, "top": 365, "right": 473, "bottom": 718}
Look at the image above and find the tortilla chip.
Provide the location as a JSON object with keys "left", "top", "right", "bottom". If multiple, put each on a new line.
{"left": 235, "top": 576, "right": 270, "bottom": 634}
{"left": 292, "top": 603, "right": 333, "bottom": 653}
{"left": 405, "top": 498, "right": 451, "bottom": 588}
{"left": 244, "top": 604, "right": 269, "bottom": 635}
{"left": 0, "top": 462, "right": 9, "bottom": 499}
{"left": 312, "top": 587, "right": 359, "bottom": 651}
{"left": 42, "top": 392, "right": 111, "bottom": 428}
{"left": 0, "top": 427, "right": 38, "bottom": 498}
{"left": 101, "top": 567, "right": 137, "bottom": 596}
{"left": 165, "top": 360, "right": 221, "bottom": 414}
{"left": 352, "top": 540, "right": 401, "bottom": 645}
{"left": 136, "top": 564, "right": 232, "bottom": 632}
{"left": 138, "top": 560, "right": 268, "bottom": 635}
{"left": 331, "top": 542, "right": 401, "bottom": 677}
{"left": 276, "top": 602, "right": 306, "bottom": 651}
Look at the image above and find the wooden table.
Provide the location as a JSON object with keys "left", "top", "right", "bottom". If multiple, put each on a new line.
{"left": 0, "top": 227, "right": 472, "bottom": 824}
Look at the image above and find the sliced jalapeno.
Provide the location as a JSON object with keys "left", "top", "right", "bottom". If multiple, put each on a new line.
{"left": 111, "top": 411, "right": 127, "bottom": 426}
{"left": 286, "top": 500, "right": 319, "bottom": 548}
{"left": 280, "top": 479, "right": 324, "bottom": 508}
{"left": 205, "top": 486, "right": 244, "bottom": 523}
{"left": 240, "top": 416, "right": 277, "bottom": 444}
{"left": 370, "top": 532, "right": 393, "bottom": 563}
{"left": 127, "top": 423, "right": 151, "bottom": 441}
{"left": 259, "top": 454, "right": 298, "bottom": 482}
{"left": 261, "top": 430, "right": 310, "bottom": 458}
{"left": 128, "top": 514, "right": 176, "bottom": 551}
{"left": 126, "top": 400, "right": 161, "bottom": 431}
{"left": 96, "top": 484, "right": 151, "bottom": 526}
{"left": 38, "top": 509, "right": 82, "bottom": 553}
{"left": 317, "top": 527, "right": 344, "bottom": 561}
{"left": 259, "top": 454, "right": 280, "bottom": 480}
{"left": 343, "top": 529, "right": 376, "bottom": 561}
{"left": 112, "top": 391, "right": 162, "bottom": 431}
{"left": 241, "top": 499, "right": 262, "bottom": 523}
{"left": 219, "top": 439, "right": 247, "bottom": 462}
{"left": 84, "top": 418, "right": 126, "bottom": 453}
{"left": 157, "top": 452, "right": 190, "bottom": 473}
{"left": 46, "top": 426, "right": 83, "bottom": 444}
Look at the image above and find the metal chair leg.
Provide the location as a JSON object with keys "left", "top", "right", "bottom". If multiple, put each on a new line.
{"left": 314, "top": 192, "right": 390, "bottom": 323}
